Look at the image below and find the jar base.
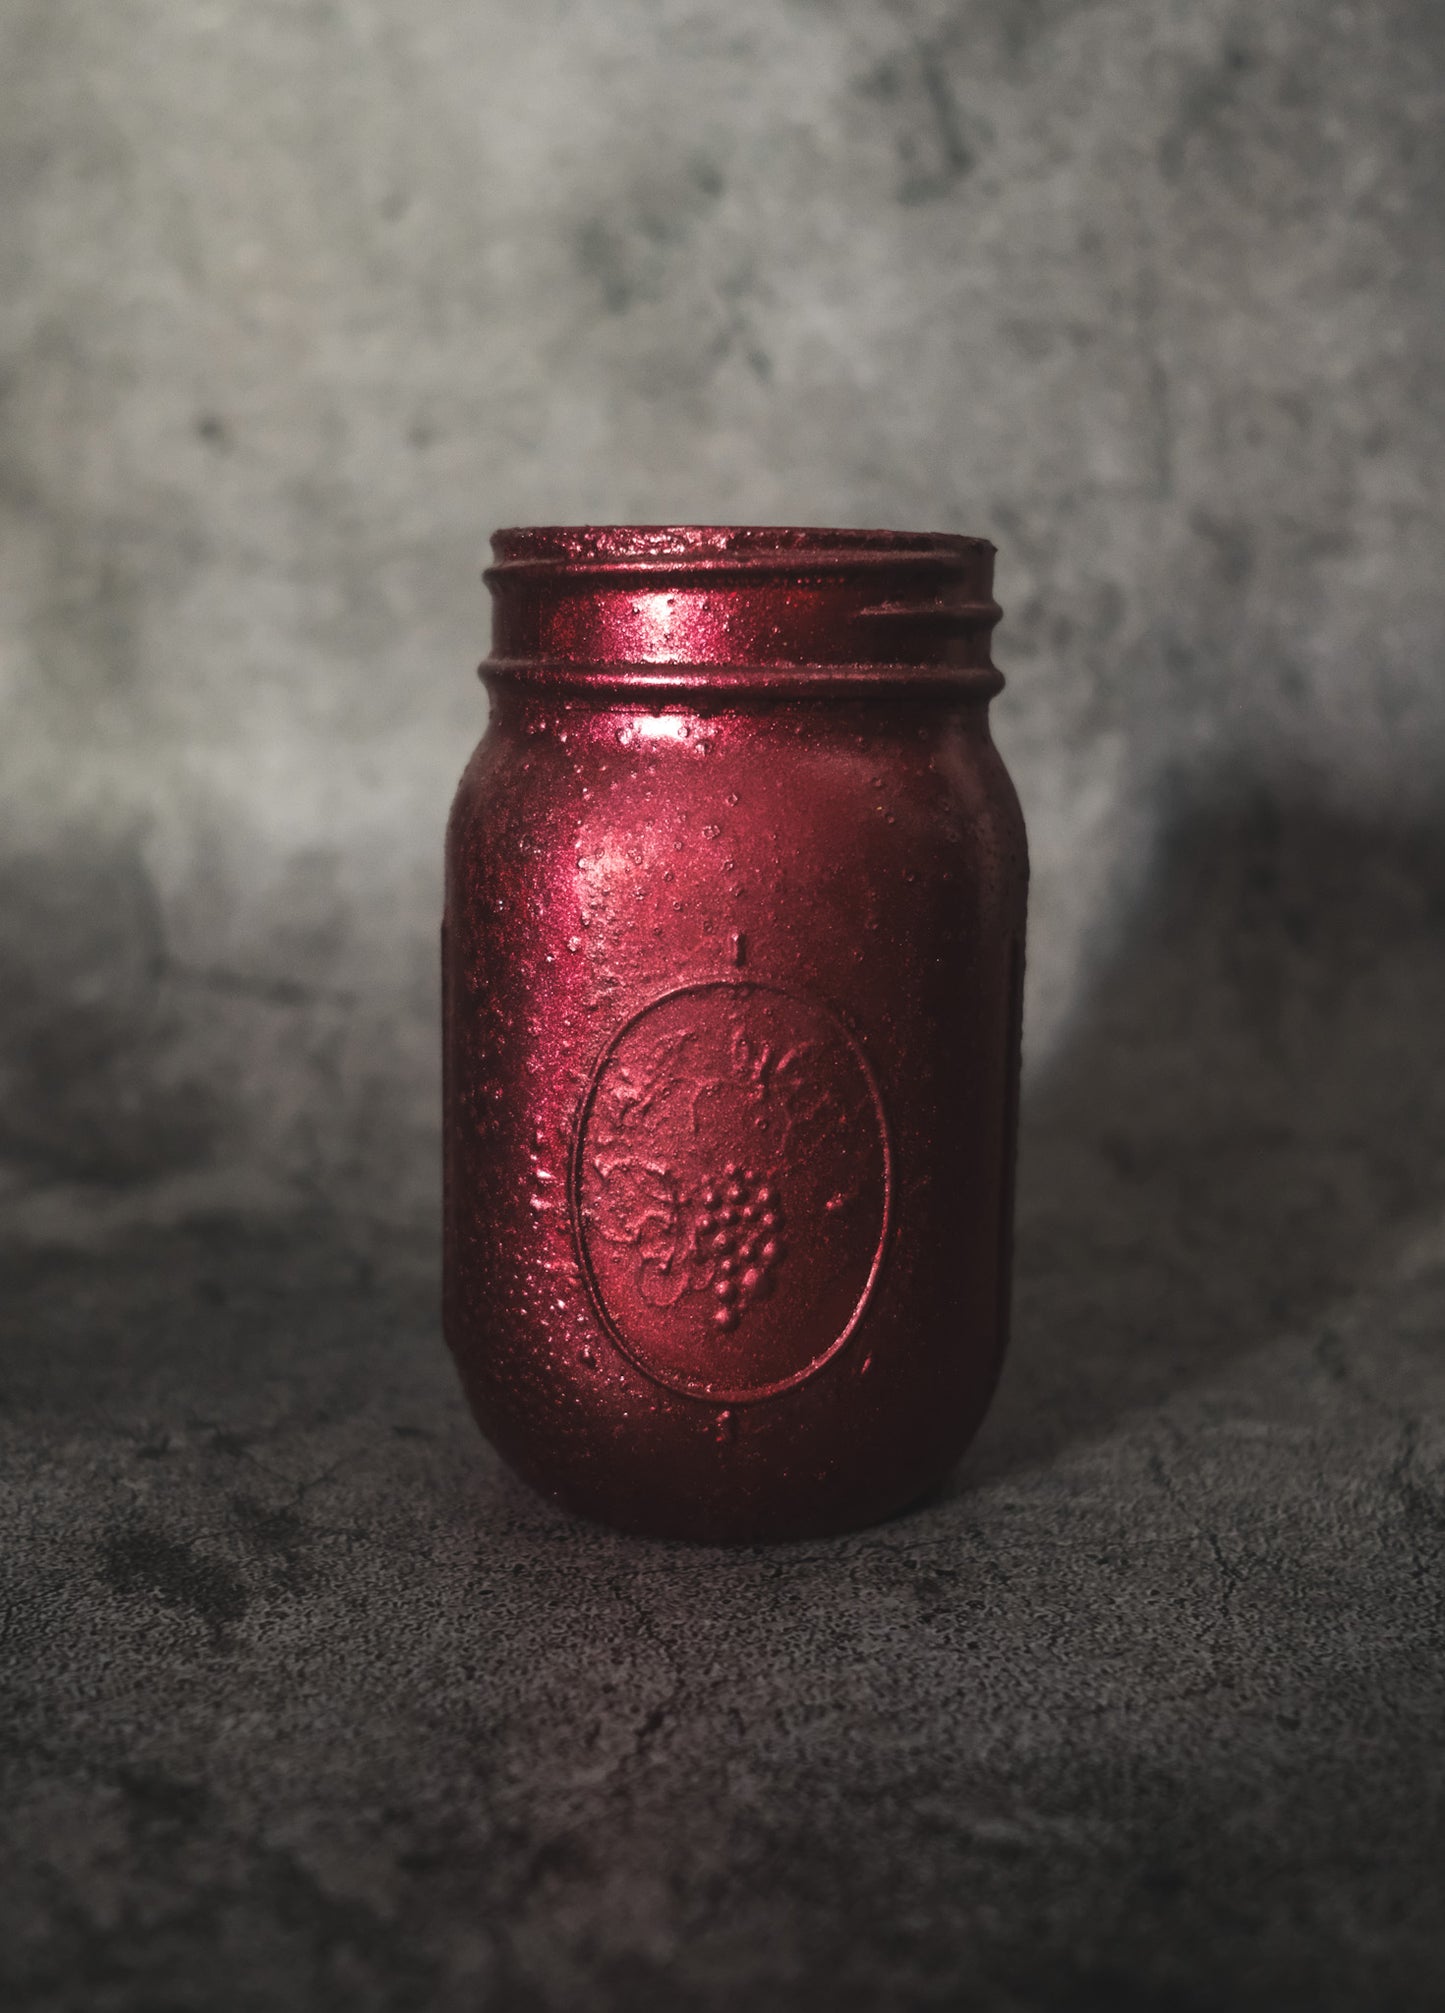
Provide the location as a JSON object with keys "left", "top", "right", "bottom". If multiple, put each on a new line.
{"left": 483, "top": 1436, "right": 968, "bottom": 1546}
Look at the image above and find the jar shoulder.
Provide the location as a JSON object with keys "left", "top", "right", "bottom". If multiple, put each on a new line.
{"left": 451, "top": 701, "right": 1023, "bottom": 822}
{"left": 446, "top": 704, "right": 1027, "bottom": 933}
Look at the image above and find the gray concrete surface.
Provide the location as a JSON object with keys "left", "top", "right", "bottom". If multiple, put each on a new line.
{"left": 2, "top": 1, "right": 1443, "bottom": 2006}
{"left": 4, "top": 794, "right": 1444, "bottom": 2009}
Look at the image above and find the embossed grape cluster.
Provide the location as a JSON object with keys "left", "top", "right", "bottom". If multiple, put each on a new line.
{"left": 694, "top": 1164, "right": 786, "bottom": 1331}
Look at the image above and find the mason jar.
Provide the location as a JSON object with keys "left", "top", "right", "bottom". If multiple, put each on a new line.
{"left": 443, "top": 526, "right": 1027, "bottom": 1540}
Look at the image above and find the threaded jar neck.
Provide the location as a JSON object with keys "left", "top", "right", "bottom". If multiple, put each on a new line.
{"left": 482, "top": 525, "right": 1002, "bottom": 696}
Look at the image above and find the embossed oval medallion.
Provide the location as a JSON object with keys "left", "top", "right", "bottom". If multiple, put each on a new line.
{"left": 572, "top": 981, "right": 890, "bottom": 1402}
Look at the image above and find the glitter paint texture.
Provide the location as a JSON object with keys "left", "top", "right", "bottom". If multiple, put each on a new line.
{"left": 443, "top": 526, "right": 1027, "bottom": 1539}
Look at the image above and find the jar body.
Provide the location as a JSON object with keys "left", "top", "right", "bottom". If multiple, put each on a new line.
{"left": 443, "top": 529, "right": 1027, "bottom": 1541}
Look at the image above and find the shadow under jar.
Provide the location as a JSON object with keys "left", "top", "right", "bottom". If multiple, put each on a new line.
{"left": 444, "top": 526, "right": 1028, "bottom": 1541}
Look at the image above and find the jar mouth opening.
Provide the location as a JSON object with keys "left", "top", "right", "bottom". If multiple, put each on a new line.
{"left": 484, "top": 524, "right": 1002, "bottom": 688}
{"left": 489, "top": 524, "right": 993, "bottom": 572}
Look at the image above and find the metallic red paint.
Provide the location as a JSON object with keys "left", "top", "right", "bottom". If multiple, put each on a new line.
{"left": 444, "top": 526, "right": 1027, "bottom": 1540}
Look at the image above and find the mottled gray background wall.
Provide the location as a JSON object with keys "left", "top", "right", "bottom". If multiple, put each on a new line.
{"left": 4, "top": 0, "right": 1441, "bottom": 1240}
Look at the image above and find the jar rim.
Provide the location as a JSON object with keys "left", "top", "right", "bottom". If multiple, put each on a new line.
{"left": 488, "top": 524, "right": 993, "bottom": 572}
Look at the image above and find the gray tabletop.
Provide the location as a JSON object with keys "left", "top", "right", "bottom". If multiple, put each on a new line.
{"left": 5, "top": 797, "right": 1443, "bottom": 2012}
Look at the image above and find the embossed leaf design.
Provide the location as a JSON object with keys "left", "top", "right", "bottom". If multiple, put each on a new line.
{"left": 586, "top": 1158, "right": 680, "bottom": 1256}
{"left": 577, "top": 983, "right": 888, "bottom": 1397}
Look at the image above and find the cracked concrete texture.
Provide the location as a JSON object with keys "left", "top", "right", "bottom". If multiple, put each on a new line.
{"left": 2, "top": 0, "right": 1444, "bottom": 2006}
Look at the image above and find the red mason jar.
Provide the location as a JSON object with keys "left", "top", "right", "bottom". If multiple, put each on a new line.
{"left": 443, "top": 526, "right": 1027, "bottom": 1541}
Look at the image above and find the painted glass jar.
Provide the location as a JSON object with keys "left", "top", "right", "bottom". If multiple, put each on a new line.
{"left": 443, "top": 526, "right": 1027, "bottom": 1540}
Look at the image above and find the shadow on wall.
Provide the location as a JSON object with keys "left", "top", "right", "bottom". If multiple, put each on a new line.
{"left": 0, "top": 832, "right": 419, "bottom": 1221}
{"left": 0, "top": 837, "right": 222, "bottom": 1188}
{"left": 972, "top": 775, "right": 1445, "bottom": 1483}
